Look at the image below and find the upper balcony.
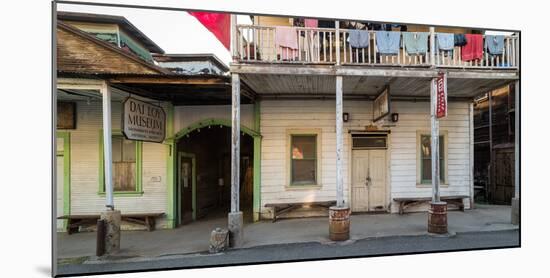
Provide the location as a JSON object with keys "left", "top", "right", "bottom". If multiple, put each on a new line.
{"left": 234, "top": 24, "right": 519, "bottom": 70}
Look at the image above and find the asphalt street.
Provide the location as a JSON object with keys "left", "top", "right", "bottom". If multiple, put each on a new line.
{"left": 56, "top": 229, "right": 519, "bottom": 277}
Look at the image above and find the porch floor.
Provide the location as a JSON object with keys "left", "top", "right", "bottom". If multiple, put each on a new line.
{"left": 57, "top": 204, "right": 516, "bottom": 259}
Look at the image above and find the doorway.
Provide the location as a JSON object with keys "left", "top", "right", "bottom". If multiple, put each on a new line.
{"left": 178, "top": 153, "right": 195, "bottom": 224}
{"left": 351, "top": 134, "right": 388, "bottom": 212}
{"left": 175, "top": 124, "right": 254, "bottom": 225}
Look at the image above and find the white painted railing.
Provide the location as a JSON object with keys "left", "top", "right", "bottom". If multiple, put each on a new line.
{"left": 235, "top": 25, "right": 519, "bottom": 69}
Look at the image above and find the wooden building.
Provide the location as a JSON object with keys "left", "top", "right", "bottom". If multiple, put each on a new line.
{"left": 56, "top": 12, "right": 520, "bottom": 234}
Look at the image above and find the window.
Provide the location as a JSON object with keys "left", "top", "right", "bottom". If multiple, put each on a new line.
{"left": 419, "top": 134, "right": 446, "bottom": 184}
{"left": 100, "top": 132, "right": 142, "bottom": 195}
{"left": 290, "top": 135, "right": 317, "bottom": 185}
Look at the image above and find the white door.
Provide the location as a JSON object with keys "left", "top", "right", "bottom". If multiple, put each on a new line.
{"left": 351, "top": 149, "right": 387, "bottom": 212}
{"left": 368, "top": 150, "right": 387, "bottom": 211}
{"left": 351, "top": 150, "right": 370, "bottom": 212}
{"left": 56, "top": 155, "right": 64, "bottom": 231}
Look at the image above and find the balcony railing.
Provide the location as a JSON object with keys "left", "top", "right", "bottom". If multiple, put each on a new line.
{"left": 235, "top": 24, "right": 519, "bottom": 69}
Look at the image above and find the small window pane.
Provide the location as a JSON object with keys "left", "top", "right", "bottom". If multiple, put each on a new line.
{"left": 113, "top": 162, "right": 136, "bottom": 191}
{"left": 56, "top": 137, "right": 64, "bottom": 152}
{"left": 352, "top": 137, "right": 387, "bottom": 149}
{"left": 292, "top": 136, "right": 316, "bottom": 159}
{"left": 112, "top": 136, "right": 122, "bottom": 162}
{"left": 420, "top": 135, "right": 445, "bottom": 182}
{"left": 122, "top": 139, "right": 136, "bottom": 162}
{"left": 292, "top": 160, "right": 316, "bottom": 184}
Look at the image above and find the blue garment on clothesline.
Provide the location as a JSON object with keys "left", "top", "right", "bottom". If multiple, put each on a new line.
{"left": 485, "top": 35, "right": 505, "bottom": 55}
{"left": 375, "top": 31, "right": 401, "bottom": 55}
{"left": 402, "top": 32, "right": 429, "bottom": 55}
{"left": 436, "top": 33, "right": 454, "bottom": 51}
{"left": 349, "top": 30, "right": 370, "bottom": 48}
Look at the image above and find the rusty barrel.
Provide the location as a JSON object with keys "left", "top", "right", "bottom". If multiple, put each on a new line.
{"left": 329, "top": 206, "right": 351, "bottom": 241}
{"left": 428, "top": 201, "right": 448, "bottom": 234}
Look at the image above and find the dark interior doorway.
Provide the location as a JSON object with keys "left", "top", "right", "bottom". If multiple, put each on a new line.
{"left": 176, "top": 125, "right": 254, "bottom": 225}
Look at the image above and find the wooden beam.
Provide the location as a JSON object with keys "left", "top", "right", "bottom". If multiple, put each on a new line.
{"left": 108, "top": 76, "right": 229, "bottom": 85}
{"left": 232, "top": 63, "right": 518, "bottom": 80}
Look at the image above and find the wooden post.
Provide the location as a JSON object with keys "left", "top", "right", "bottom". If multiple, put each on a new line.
{"left": 428, "top": 77, "right": 447, "bottom": 234}
{"left": 335, "top": 20, "right": 340, "bottom": 65}
{"left": 429, "top": 27, "right": 435, "bottom": 66}
{"left": 511, "top": 80, "right": 520, "bottom": 225}
{"left": 335, "top": 75, "right": 344, "bottom": 207}
{"left": 329, "top": 75, "right": 350, "bottom": 241}
{"left": 514, "top": 81, "right": 519, "bottom": 199}
{"left": 228, "top": 73, "right": 243, "bottom": 247}
{"left": 230, "top": 14, "right": 238, "bottom": 61}
{"left": 430, "top": 78, "right": 440, "bottom": 203}
{"left": 231, "top": 73, "right": 241, "bottom": 213}
{"left": 488, "top": 90, "right": 493, "bottom": 201}
{"left": 469, "top": 102, "right": 475, "bottom": 209}
{"left": 101, "top": 81, "right": 114, "bottom": 210}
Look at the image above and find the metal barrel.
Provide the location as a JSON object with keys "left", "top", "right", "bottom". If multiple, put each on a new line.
{"left": 329, "top": 206, "right": 351, "bottom": 241}
{"left": 428, "top": 202, "right": 448, "bottom": 234}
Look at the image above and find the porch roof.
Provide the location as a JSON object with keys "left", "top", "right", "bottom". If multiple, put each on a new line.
{"left": 231, "top": 63, "right": 518, "bottom": 100}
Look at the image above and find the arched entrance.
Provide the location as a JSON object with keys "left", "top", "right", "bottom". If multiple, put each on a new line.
{"left": 174, "top": 119, "right": 260, "bottom": 225}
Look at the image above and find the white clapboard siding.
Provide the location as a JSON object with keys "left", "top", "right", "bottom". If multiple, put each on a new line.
{"left": 68, "top": 100, "right": 169, "bottom": 228}
{"left": 174, "top": 104, "right": 255, "bottom": 133}
{"left": 259, "top": 100, "right": 472, "bottom": 215}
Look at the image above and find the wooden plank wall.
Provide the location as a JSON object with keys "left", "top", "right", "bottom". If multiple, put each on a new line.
{"left": 259, "top": 100, "right": 472, "bottom": 216}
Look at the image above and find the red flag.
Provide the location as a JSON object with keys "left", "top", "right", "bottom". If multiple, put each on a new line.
{"left": 189, "top": 12, "right": 230, "bottom": 50}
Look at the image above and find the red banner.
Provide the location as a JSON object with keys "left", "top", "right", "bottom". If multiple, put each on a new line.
{"left": 189, "top": 12, "right": 230, "bottom": 50}
{"left": 436, "top": 73, "right": 447, "bottom": 118}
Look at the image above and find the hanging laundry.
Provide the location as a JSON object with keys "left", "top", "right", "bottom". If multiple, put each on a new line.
{"left": 275, "top": 26, "right": 299, "bottom": 60}
{"left": 349, "top": 30, "right": 370, "bottom": 48}
{"left": 375, "top": 31, "right": 401, "bottom": 55}
{"left": 304, "top": 19, "right": 318, "bottom": 28}
{"left": 402, "top": 32, "right": 429, "bottom": 55}
{"left": 485, "top": 35, "right": 505, "bottom": 55}
{"left": 461, "top": 34, "right": 484, "bottom": 61}
{"left": 436, "top": 33, "right": 454, "bottom": 51}
{"left": 454, "top": 34, "right": 467, "bottom": 47}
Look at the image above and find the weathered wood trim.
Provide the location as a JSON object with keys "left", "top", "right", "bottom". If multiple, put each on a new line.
{"left": 57, "top": 78, "right": 104, "bottom": 90}
{"left": 231, "top": 63, "right": 518, "bottom": 80}
{"left": 108, "top": 75, "right": 229, "bottom": 85}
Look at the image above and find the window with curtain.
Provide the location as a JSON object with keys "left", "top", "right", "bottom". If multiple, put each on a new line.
{"left": 290, "top": 135, "right": 317, "bottom": 185}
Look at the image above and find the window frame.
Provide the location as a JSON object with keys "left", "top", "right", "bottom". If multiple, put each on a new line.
{"left": 98, "top": 130, "right": 143, "bottom": 196}
{"left": 286, "top": 129, "right": 322, "bottom": 188}
{"left": 416, "top": 130, "right": 449, "bottom": 186}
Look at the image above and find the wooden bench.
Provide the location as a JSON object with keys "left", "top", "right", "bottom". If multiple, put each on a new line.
{"left": 57, "top": 213, "right": 165, "bottom": 234}
{"left": 393, "top": 196, "right": 469, "bottom": 215}
{"left": 265, "top": 201, "right": 336, "bottom": 222}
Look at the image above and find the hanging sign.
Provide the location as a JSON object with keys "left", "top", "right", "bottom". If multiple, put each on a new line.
{"left": 373, "top": 86, "right": 391, "bottom": 122}
{"left": 436, "top": 72, "right": 448, "bottom": 118}
{"left": 122, "top": 97, "right": 166, "bottom": 143}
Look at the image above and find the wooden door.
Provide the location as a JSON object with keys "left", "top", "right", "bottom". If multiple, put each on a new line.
{"left": 351, "top": 150, "right": 369, "bottom": 212}
{"left": 179, "top": 155, "right": 194, "bottom": 225}
{"left": 367, "top": 150, "right": 387, "bottom": 211}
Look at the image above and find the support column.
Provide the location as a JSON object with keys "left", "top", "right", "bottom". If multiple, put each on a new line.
{"left": 511, "top": 81, "right": 520, "bottom": 225}
{"left": 428, "top": 77, "right": 447, "bottom": 234}
{"left": 100, "top": 81, "right": 120, "bottom": 254}
{"left": 228, "top": 73, "right": 243, "bottom": 247}
{"left": 252, "top": 102, "right": 261, "bottom": 222}
{"left": 329, "top": 75, "right": 350, "bottom": 241}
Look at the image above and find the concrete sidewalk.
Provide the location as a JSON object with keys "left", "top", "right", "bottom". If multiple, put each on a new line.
{"left": 57, "top": 204, "right": 516, "bottom": 259}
